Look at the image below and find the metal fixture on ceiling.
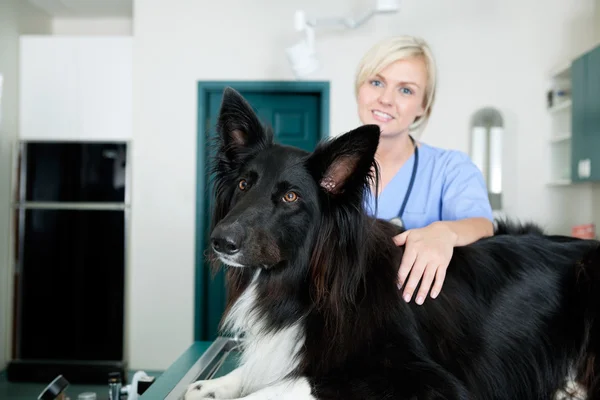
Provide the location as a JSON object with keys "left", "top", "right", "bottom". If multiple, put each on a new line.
{"left": 286, "top": 0, "right": 400, "bottom": 78}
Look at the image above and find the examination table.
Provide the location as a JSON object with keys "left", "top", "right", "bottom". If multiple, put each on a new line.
{"left": 140, "top": 337, "right": 242, "bottom": 399}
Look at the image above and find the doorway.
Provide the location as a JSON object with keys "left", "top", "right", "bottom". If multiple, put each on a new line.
{"left": 194, "top": 81, "right": 330, "bottom": 341}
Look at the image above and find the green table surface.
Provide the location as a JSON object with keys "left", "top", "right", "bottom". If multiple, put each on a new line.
{"left": 141, "top": 341, "right": 213, "bottom": 400}
{"left": 141, "top": 340, "right": 242, "bottom": 400}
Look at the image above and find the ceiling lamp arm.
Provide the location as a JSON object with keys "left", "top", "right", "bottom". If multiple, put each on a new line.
{"left": 295, "top": 0, "right": 399, "bottom": 32}
{"left": 287, "top": 1, "right": 400, "bottom": 78}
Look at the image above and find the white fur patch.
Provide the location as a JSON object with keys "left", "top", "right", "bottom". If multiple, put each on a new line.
{"left": 186, "top": 270, "right": 308, "bottom": 399}
{"left": 217, "top": 253, "right": 246, "bottom": 268}
{"left": 554, "top": 377, "right": 587, "bottom": 400}
{"left": 222, "top": 270, "right": 306, "bottom": 394}
{"left": 234, "top": 377, "right": 315, "bottom": 400}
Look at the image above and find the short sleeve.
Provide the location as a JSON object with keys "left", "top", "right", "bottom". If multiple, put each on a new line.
{"left": 441, "top": 151, "right": 494, "bottom": 222}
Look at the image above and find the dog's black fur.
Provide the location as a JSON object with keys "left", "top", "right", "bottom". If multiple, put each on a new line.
{"left": 207, "top": 87, "right": 600, "bottom": 399}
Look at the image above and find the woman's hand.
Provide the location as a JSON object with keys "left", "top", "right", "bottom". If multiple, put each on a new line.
{"left": 393, "top": 221, "right": 458, "bottom": 305}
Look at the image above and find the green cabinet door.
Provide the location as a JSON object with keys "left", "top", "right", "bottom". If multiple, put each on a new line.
{"left": 571, "top": 53, "right": 587, "bottom": 183}
{"left": 197, "top": 89, "right": 323, "bottom": 341}
{"left": 587, "top": 45, "right": 600, "bottom": 181}
{"left": 571, "top": 44, "right": 600, "bottom": 182}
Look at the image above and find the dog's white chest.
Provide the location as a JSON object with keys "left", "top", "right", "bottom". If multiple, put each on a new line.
{"left": 223, "top": 273, "right": 305, "bottom": 394}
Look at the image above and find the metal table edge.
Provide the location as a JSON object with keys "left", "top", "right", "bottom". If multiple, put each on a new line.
{"left": 140, "top": 341, "right": 213, "bottom": 400}
{"left": 141, "top": 338, "right": 238, "bottom": 400}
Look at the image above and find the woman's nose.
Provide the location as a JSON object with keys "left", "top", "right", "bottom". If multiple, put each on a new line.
{"left": 378, "top": 88, "right": 393, "bottom": 105}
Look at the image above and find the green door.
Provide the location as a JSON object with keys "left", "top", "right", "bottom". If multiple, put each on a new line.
{"left": 196, "top": 88, "right": 325, "bottom": 341}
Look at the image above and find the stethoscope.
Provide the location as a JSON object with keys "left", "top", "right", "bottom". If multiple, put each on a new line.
{"left": 389, "top": 135, "right": 419, "bottom": 230}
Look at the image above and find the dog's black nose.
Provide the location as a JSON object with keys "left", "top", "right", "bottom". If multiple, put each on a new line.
{"left": 211, "top": 236, "right": 240, "bottom": 255}
{"left": 210, "top": 224, "right": 244, "bottom": 255}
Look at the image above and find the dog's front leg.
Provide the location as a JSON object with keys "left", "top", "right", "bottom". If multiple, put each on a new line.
{"left": 233, "top": 378, "right": 315, "bottom": 400}
{"left": 185, "top": 366, "right": 244, "bottom": 399}
{"left": 186, "top": 377, "right": 316, "bottom": 400}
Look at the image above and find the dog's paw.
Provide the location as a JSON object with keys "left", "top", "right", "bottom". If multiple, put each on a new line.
{"left": 184, "top": 381, "right": 216, "bottom": 399}
{"left": 184, "top": 378, "right": 242, "bottom": 400}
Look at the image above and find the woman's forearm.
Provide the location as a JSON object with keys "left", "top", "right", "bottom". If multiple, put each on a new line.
{"left": 431, "top": 217, "right": 494, "bottom": 247}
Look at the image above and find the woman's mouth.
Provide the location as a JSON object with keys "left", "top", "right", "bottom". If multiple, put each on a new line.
{"left": 372, "top": 110, "right": 394, "bottom": 122}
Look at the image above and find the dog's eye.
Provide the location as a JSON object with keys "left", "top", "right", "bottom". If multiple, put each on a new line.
{"left": 238, "top": 179, "right": 249, "bottom": 191}
{"left": 282, "top": 191, "right": 298, "bottom": 203}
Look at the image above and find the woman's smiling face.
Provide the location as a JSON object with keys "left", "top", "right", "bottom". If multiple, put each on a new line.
{"left": 357, "top": 56, "right": 428, "bottom": 138}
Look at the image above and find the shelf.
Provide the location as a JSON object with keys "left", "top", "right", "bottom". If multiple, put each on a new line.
{"left": 548, "top": 99, "right": 572, "bottom": 114}
{"left": 546, "top": 179, "right": 572, "bottom": 186}
{"left": 549, "top": 132, "right": 572, "bottom": 143}
{"left": 548, "top": 133, "right": 571, "bottom": 185}
{"left": 548, "top": 60, "right": 571, "bottom": 80}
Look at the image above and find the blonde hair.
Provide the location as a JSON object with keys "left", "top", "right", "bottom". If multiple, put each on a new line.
{"left": 355, "top": 35, "right": 438, "bottom": 135}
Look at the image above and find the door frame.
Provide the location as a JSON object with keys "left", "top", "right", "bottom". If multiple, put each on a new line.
{"left": 194, "top": 81, "right": 330, "bottom": 341}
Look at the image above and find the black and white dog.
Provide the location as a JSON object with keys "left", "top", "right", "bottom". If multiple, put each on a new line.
{"left": 186, "top": 87, "right": 600, "bottom": 400}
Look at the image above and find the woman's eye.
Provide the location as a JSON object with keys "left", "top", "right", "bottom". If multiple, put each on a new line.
{"left": 400, "top": 87, "right": 413, "bottom": 95}
{"left": 370, "top": 79, "right": 383, "bottom": 87}
{"left": 238, "top": 179, "right": 249, "bottom": 191}
{"left": 282, "top": 191, "right": 299, "bottom": 203}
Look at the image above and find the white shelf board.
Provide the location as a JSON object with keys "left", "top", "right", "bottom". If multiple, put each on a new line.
{"left": 548, "top": 99, "right": 572, "bottom": 114}
{"left": 549, "top": 132, "right": 572, "bottom": 143}
{"left": 546, "top": 179, "right": 572, "bottom": 186}
{"left": 548, "top": 60, "right": 571, "bottom": 79}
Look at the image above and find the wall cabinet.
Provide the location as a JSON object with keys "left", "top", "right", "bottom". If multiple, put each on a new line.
{"left": 19, "top": 36, "right": 132, "bottom": 141}
{"left": 571, "top": 44, "right": 600, "bottom": 183}
{"left": 547, "top": 44, "right": 600, "bottom": 185}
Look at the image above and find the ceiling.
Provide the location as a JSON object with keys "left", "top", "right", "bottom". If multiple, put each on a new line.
{"left": 27, "top": 0, "right": 133, "bottom": 18}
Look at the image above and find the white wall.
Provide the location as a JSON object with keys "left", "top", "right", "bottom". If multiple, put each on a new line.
{"left": 595, "top": 0, "right": 600, "bottom": 41}
{"left": 52, "top": 17, "right": 132, "bottom": 35}
{"left": 0, "top": 0, "right": 52, "bottom": 371}
{"left": 131, "top": 0, "right": 600, "bottom": 370}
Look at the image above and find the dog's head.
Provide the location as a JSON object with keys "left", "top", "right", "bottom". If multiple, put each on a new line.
{"left": 209, "top": 87, "right": 381, "bottom": 270}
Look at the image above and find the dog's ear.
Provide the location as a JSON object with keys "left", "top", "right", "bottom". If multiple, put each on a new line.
{"left": 307, "top": 124, "right": 381, "bottom": 196}
{"left": 216, "top": 87, "right": 272, "bottom": 162}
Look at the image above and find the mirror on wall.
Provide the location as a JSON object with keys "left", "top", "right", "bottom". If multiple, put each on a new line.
{"left": 469, "top": 107, "right": 504, "bottom": 211}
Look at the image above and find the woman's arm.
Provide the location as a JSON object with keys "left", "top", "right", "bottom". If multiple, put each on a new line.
{"left": 431, "top": 217, "right": 494, "bottom": 246}
{"left": 395, "top": 152, "right": 495, "bottom": 305}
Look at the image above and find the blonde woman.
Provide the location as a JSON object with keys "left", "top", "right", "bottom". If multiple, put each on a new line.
{"left": 356, "top": 36, "right": 494, "bottom": 305}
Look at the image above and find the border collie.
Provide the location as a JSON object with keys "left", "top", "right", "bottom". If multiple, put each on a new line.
{"left": 185, "top": 87, "right": 600, "bottom": 400}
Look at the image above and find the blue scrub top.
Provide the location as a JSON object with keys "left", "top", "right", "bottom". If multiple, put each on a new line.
{"left": 364, "top": 142, "right": 494, "bottom": 230}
